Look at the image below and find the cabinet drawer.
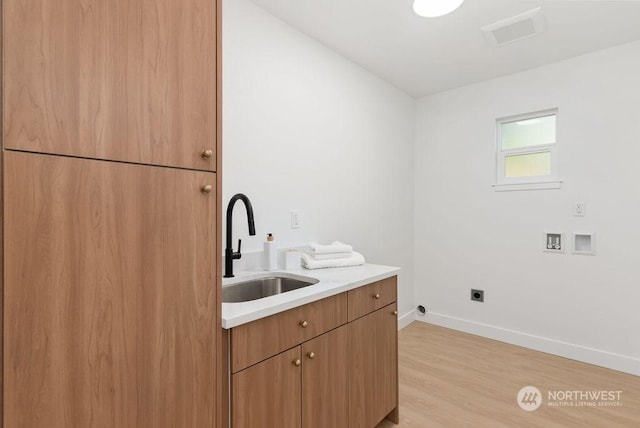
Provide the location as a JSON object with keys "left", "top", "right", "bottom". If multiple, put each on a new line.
{"left": 347, "top": 276, "right": 397, "bottom": 321}
{"left": 231, "top": 293, "right": 348, "bottom": 373}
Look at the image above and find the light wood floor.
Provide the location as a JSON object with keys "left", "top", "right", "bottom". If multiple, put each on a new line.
{"left": 377, "top": 322, "right": 640, "bottom": 428}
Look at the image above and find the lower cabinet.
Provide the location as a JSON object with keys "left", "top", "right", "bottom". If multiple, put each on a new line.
{"left": 349, "top": 303, "right": 399, "bottom": 428}
{"left": 232, "top": 347, "right": 302, "bottom": 428}
{"left": 228, "top": 276, "right": 398, "bottom": 428}
{"left": 302, "top": 326, "right": 349, "bottom": 428}
{"left": 231, "top": 326, "right": 348, "bottom": 428}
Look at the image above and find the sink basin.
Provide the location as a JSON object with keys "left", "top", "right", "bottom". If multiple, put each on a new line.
{"left": 222, "top": 274, "right": 319, "bottom": 303}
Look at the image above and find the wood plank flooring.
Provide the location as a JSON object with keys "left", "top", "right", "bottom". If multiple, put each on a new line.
{"left": 377, "top": 322, "right": 640, "bottom": 428}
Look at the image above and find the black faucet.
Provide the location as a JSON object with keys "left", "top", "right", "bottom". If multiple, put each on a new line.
{"left": 224, "top": 193, "right": 256, "bottom": 278}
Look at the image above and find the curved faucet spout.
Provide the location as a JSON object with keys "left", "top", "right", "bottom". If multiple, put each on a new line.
{"left": 224, "top": 193, "right": 256, "bottom": 278}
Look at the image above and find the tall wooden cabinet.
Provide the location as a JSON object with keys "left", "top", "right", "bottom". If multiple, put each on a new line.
{"left": 1, "top": 0, "right": 222, "bottom": 427}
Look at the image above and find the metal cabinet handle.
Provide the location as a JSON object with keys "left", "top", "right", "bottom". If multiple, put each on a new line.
{"left": 293, "top": 359, "right": 302, "bottom": 367}
{"left": 299, "top": 320, "right": 309, "bottom": 328}
{"left": 201, "top": 184, "right": 213, "bottom": 194}
{"left": 373, "top": 293, "right": 381, "bottom": 300}
{"left": 201, "top": 149, "right": 214, "bottom": 159}
{"left": 307, "top": 352, "right": 316, "bottom": 360}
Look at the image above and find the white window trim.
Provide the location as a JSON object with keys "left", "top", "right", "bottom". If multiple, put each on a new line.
{"left": 492, "top": 180, "right": 562, "bottom": 192}
{"left": 494, "top": 108, "right": 562, "bottom": 191}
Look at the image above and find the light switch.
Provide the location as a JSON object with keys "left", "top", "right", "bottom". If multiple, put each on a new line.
{"left": 291, "top": 211, "right": 300, "bottom": 229}
{"left": 574, "top": 201, "right": 585, "bottom": 217}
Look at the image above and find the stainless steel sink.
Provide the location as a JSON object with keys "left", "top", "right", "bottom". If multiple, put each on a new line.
{"left": 222, "top": 274, "right": 319, "bottom": 303}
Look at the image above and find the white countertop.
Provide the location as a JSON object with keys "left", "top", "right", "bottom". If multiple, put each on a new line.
{"left": 221, "top": 263, "right": 400, "bottom": 329}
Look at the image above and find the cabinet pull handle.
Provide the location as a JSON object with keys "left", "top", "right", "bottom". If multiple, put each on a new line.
{"left": 307, "top": 352, "right": 316, "bottom": 360}
{"left": 393, "top": 310, "right": 398, "bottom": 315}
{"left": 373, "top": 293, "right": 381, "bottom": 300}
{"left": 201, "top": 149, "right": 214, "bottom": 159}
{"left": 293, "top": 359, "right": 302, "bottom": 367}
{"left": 201, "top": 184, "right": 213, "bottom": 194}
{"left": 299, "top": 320, "right": 309, "bottom": 328}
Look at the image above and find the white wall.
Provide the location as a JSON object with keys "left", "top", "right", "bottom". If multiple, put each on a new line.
{"left": 414, "top": 41, "right": 640, "bottom": 375}
{"left": 222, "top": 0, "right": 416, "bottom": 318}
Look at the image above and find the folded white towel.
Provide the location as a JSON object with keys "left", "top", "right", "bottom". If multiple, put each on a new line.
{"left": 301, "top": 251, "right": 365, "bottom": 270}
{"left": 308, "top": 241, "right": 353, "bottom": 255}
{"left": 311, "top": 252, "right": 353, "bottom": 261}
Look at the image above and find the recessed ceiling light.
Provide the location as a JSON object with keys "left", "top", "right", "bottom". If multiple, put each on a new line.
{"left": 413, "top": 0, "right": 464, "bottom": 18}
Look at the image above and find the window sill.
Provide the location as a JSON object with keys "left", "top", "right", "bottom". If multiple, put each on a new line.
{"left": 492, "top": 180, "right": 562, "bottom": 192}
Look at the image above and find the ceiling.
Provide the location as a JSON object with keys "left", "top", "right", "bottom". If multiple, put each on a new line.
{"left": 248, "top": 0, "right": 640, "bottom": 97}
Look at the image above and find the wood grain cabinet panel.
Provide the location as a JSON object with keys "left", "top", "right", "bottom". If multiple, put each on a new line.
{"left": 232, "top": 347, "right": 302, "bottom": 428}
{"left": 349, "top": 303, "right": 399, "bottom": 428}
{"left": 230, "top": 293, "right": 347, "bottom": 373}
{"left": 3, "top": 0, "right": 216, "bottom": 170}
{"left": 348, "top": 276, "right": 397, "bottom": 321}
{"left": 302, "top": 326, "right": 349, "bottom": 428}
{"left": 3, "top": 151, "right": 217, "bottom": 427}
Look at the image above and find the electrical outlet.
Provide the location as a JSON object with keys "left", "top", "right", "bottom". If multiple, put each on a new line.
{"left": 574, "top": 201, "right": 586, "bottom": 217}
{"left": 471, "top": 289, "right": 484, "bottom": 302}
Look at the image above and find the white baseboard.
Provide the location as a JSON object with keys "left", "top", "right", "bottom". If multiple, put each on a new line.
{"left": 418, "top": 312, "right": 640, "bottom": 377}
{"left": 398, "top": 310, "right": 415, "bottom": 331}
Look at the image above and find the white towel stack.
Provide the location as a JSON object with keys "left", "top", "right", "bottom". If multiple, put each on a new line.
{"left": 302, "top": 241, "right": 365, "bottom": 270}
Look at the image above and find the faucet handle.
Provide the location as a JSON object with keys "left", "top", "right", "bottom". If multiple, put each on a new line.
{"left": 231, "top": 239, "right": 243, "bottom": 260}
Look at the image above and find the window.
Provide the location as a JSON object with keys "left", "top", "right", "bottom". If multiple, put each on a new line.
{"left": 494, "top": 109, "right": 561, "bottom": 191}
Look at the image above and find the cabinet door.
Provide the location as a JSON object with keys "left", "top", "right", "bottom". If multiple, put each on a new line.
{"left": 3, "top": 151, "right": 217, "bottom": 427}
{"left": 349, "top": 303, "right": 398, "bottom": 428}
{"left": 4, "top": 0, "right": 216, "bottom": 171}
{"left": 232, "top": 347, "right": 302, "bottom": 428}
{"left": 302, "top": 326, "right": 349, "bottom": 428}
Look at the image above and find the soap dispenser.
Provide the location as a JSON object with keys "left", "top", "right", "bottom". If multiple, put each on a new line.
{"left": 263, "top": 233, "right": 278, "bottom": 271}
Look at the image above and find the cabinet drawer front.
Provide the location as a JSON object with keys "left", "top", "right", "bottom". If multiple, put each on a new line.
{"left": 348, "top": 276, "right": 397, "bottom": 321}
{"left": 231, "top": 293, "right": 347, "bottom": 373}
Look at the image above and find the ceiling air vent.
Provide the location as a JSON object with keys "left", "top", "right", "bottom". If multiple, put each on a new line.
{"left": 481, "top": 7, "right": 546, "bottom": 47}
